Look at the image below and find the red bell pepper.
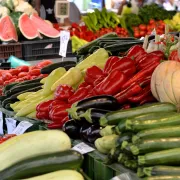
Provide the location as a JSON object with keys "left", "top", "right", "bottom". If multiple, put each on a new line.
{"left": 93, "top": 76, "right": 105, "bottom": 86}
{"left": 47, "top": 116, "right": 69, "bottom": 129}
{"left": 151, "top": 50, "right": 164, "bottom": 59}
{"left": 49, "top": 100, "right": 68, "bottom": 111}
{"left": 135, "top": 52, "right": 148, "bottom": 64}
{"left": 126, "top": 45, "right": 145, "bottom": 60}
{"left": 121, "top": 104, "right": 131, "bottom": 110}
{"left": 137, "top": 76, "right": 151, "bottom": 88}
{"left": 78, "top": 81, "right": 89, "bottom": 88}
{"left": 103, "top": 56, "right": 120, "bottom": 74}
{"left": 36, "top": 111, "right": 50, "bottom": 120}
{"left": 94, "top": 70, "right": 127, "bottom": 95}
{"left": 169, "top": 49, "right": 180, "bottom": 62}
{"left": 55, "top": 85, "right": 74, "bottom": 101}
{"left": 127, "top": 85, "right": 151, "bottom": 103}
{"left": 121, "top": 60, "right": 160, "bottom": 90}
{"left": 84, "top": 66, "right": 104, "bottom": 85}
{"left": 49, "top": 105, "right": 71, "bottom": 122}
{"left": 114, "top": 82, "right": 142, "bottom": 104}
{"left": 140, "top": 95, "right": 157, "bottom": 105}
{"left": 36, "top": 100, "right": 54, "bottom": 112}
{"left": 68, "top": 87, "right": 89, "bottom": 104}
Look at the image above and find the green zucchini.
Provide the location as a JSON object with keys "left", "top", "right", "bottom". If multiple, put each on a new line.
{"left": 106, "top": 146, "right": 122, "bottom": 164}
{"left": 0, "top": 150, "right": 83, "bottom": 180}
{"left": 143, "top": 176, "right": 180, "bottom": 180}
{"left": 5, "top": 103, "right": 13, "bottom": 111}
{"left": 133, "top": 126, "right": 180, "bottom": 143}
{"left": 118, "top": 153, "right": 130, "bottom": 164}
{"left": 116, "top": 132, "right": 134, "bottom": 146}
{"left": 2, "top": 98, "right": 17, "bottom": 108}
{"left": 126, "top": 113, "right": 180, "bottom": 132}
{"left": 138, "top": 148, "right": 180, "bottom": 166}
{"left": 3, "top": 82, "right": 19, "bottom": 94}
{"left": 124, "top": 160, "right": 138, "bottom": 170}
{"left": 143, "top": 166, "right": 180, "bottom": 177}
{"left": 100, "top": 103, "right": 176, "bottom": 126}
{"left": 131, "top": 137, "right": 180, "bottom": 155}
{"left": 0, "top": 96, "right": 7, "bottom": 102}
{"left": 77, "top": 32, "right": 118, "bottom": 55}
{"left": 40, "top": 61, "right": 76, "bottom": 74}
{"left": 88, "top": 46, "right": 100, "bottom": 54}
{"left": 15, "top": 78, "right": 43, "bottom": 87}
{"left": 6, "top": 82, "right": 42, "bottom": 96}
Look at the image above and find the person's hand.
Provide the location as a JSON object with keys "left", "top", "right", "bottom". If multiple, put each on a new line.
{"left": 121, "top": 0, "right": 127, "bottom": 6}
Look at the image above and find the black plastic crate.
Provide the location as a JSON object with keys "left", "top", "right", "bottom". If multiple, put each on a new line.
{"left": 22, "top": 38, "right": 72, "bottom": 61}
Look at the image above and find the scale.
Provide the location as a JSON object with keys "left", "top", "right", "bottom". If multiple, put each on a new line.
{"left": 55, "top": 0, "right": 70, "bottom": 24}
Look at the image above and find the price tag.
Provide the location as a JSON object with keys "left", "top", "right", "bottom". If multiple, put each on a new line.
{"left": 59, "top": 30, "right": 70, "bottom": 57}
{"left": 0, "top": 112, "right": 3, "bottom": 135}
{"left": 5, "top": 118, "right": 17, "bottom": 134}
{"left": 12, "top": 121, "right": 33, "bottom": 135}
{"left": 72, "top": 142, "right": 95, "bottom": 154}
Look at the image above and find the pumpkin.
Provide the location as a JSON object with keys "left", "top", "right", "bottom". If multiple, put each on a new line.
{"left": 151, "top": 61, "right": 180, "bottom": 109}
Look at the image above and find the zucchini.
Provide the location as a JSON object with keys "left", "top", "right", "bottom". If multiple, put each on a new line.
{"left": 2, "top": 98, "right": 18, "bottom": 108}
{"left": 138, "top": 147, "right": 180, "bottom": 166}
{"left": 106, "top": 146, "right": 122, "bottom": 164}
{"left": 41, "top": 61, "right": 76, "bottom": 74}
{"left": 143, "top": 166, "right": 180, "bottom": 177}
{"left": 77, "top": 32, "right": 118, "bottom": 55}
{"left": 16, "top": 78, "right": 43, "bottom": 87}
{"left": 126, "top": 113, "right": 180, "bottom": 132}
{"left": 131, "top": 137, "right": 180, "bottom": 155}
{"left": 4, "top": 103, "right": 13, "bottom": 111}
{"left": 116, "top": 132, "right": 134, "bottom": 146}
{"left": 25, "top": 170, "right": 84, "bottom": 180}
{"left": 0, "top": 130, "right": 71, "bottom": 171}
{"left": 3, "top": 82, "right": 19, "bottom": 94}
{"left": 143, "top": 176, "right": 180, "bottom": 180}
{"left": 118, "top": 153, "right": 131, "bottom": 164}
{"left": 133, "top": 126, "right": 180, "bottom": 143}
{"left": 124, "top": 160, "right": 138, "bottom": 170}
{"left": 88, "top": 46, "right": 100, "bottom": 54}
{"left": 100, "top": 103, "right": 176, "bottom": 126}
{"left": 0, "top": 150, "right": 83, "bottom": 180}
{"left": 6, "top": 82, "right": 42, "bottom": 96}
{"left": 64, "top": 64, "right": 76, "bottom": 71}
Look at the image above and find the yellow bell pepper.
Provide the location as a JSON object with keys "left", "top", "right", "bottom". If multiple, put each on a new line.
{"left": 76, "top": 48, "right": 109, "bottom": 71}
{"left": 51, "top": 67, "right": 83, "bottom": 91}
{"left": 42, "top": 67, "right": 66, "bottom": 96}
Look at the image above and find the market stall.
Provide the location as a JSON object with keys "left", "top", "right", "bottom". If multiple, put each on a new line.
{"left": 0, "top": 0, "right": 180, "bottom": 179}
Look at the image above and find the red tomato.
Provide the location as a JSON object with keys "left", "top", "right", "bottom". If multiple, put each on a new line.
{"left": 158, "top": 25, "right": 164, "bottom": 30}
{"left": 139, "top": 31, "right": 146, "bottom": 37}
{"left": 18, "top": 72, "right": 29, "bottom": 78}
{"left": 29, "top": 69, "right": 41, "bottom": 76}
{"left": 9, "top": 69, "right": 20, "bottom": 76}
{"left": 149, "top": 19, "right": 155, "bottom": 25}
{"left": 30, "top": 76, "right": 37, "bottom": 80}
{"left": 17, "top": 66, "right": 29, "bottom": 72}
{"left": 9, "top": 78, "right": 17, "bottom": 83}
{"left": 3, "top": 81, "right": 10, "bottom": 86}
{"left": 37, "top": 60, "right": 52, "bottom": 68}
{"left": 17, "top": 78, "right": 24, "bottom": 82}
{"left": 133, "top": 27, "right": 139, "bottom": 31}
{"left": 2, "top": 73, "right": 12, "bottom": 81}
{"left": 23, "top": 76, "right": 31, "bottom": 81}
{"left": 139, "top": 24, "right": 147, "bottom": 31}
{"left": 0, "top": 78, "right": 4, "bottom": 85}
{"left": 134, "top": 32, "right": 140, "bottom": 38}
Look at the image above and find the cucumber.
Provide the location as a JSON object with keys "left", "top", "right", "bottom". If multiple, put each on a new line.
{"left": 0, "top": 150, "right": 83, "bottom": 180}
{"left": 24, "top": 170, "right": 84, "bottom": 180}
{"left": 143, "top": 176, "right": 180, "bottom": 180}
{"left": 77, "top": 32, "right": 118, "bottom": 55}
{"left": 88, "top": 46, "right": 100, "bottom": 54}
{"left": 5, "top": 103, "right": 13, "bottom": 111}
{"left": 2, "top": 98, "right": 18, "bottom": 108}
{"left": 6, "top": 82, "right": 42, "bottom": 96}
{"left": 16, "top": 78, "right": 43, "bottom": 87}
{"left": 0, "top": 130, "right": 71, "bottom": 171}
{"left": 138, "top": 148, "right": 180, "bottom": 166}
{"left": 40, "top": 61, "right": 76, "bottom": 74}
{"left": 133, "top": 126, "right": 180, "bottom": 143}
{"left": 126, "top": 113, "right": 180, "bottom": 132}
{"left": 100, "top": 103, "right": 176, "bottom": 126}
{"left": 3, "top": 82, "right": 19, "bottom": 94}
{"left": 131, "top": 137, "right": 180, "bottom": 155}
{"left": 143, "top": 166, "right": 180, "bottom": 177}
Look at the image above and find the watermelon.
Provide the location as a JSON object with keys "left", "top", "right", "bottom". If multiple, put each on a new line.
{"left": 30, "top": 13, "right": 60, "bottom": 38}
{"left": 0, "top": 15, "right": 18, "bottom": 42}
{"left": 19, "top": 13, "right": 39, "bottom": 40}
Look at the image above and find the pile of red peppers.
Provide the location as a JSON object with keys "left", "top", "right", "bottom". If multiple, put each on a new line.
{"left": 36, "top": 44, "right": 164, "bottom": 128}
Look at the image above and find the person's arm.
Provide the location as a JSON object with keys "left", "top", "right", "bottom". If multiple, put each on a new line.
{"left": 34, "top": 0, "right": 41, "bottom": 15}
{"left": 117, "top": 0, "right": 127, "bottom": 15}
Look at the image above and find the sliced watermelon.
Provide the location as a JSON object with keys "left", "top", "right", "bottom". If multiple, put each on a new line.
{"left": 30, "top": 13, "right": 60, "bottom": 38}
{"left": 0, "top": 16, "right": 18, "bottom": 42}
{"left": 19, "top": 13, "right": 39, "bottom": 40}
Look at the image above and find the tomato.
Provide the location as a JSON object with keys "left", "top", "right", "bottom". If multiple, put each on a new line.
{"left": 8, "top": 78, "right": 17, "bottom": 83}
{"left": 2, "top": 73, "right": 12, "bottom": 81}
{"left": 9, "top": 69, "right": 20, "bottom": 76}
{"left": 134, "top": 32, "right": 140, "bottom": 38}
{"left": 30, "top": 76, "right": 37, "bottom": 80}
{"left": 3, "top": 81, "right": 10, "bottom": 86}
{"left": 133, "top": 27, "right": 139, "bottom": 31}
{"left": 139, "top": 24, "right": 147, "bottom": 31}
{"left": 17, "top": 78, "right": 24, "bottom": 82}
{"left": 0, "top": 77, "right": 3, "bottom": 85}
{"left": 149, "top": 19, "right": 155, "bottom": 25}
{"left": 158, "top": 25, "right": 164, "bottom": 30}
{"left": 139, "top": 31, "right": 146, "bottom": 37}
{"left": 23, "top": 76, "right": 31, "bottom": 81}
{"left": 29, "top": 69, "right": 41, "bottom": 76}
{"left": 17, "top": 66, "right": 29, "bottom": 72}
{"left": 18, "top": 72, "right": 28, "bottom": 78}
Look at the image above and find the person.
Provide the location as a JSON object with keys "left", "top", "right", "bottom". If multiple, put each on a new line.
{"left": 32, "top": 0, "right": 81, "bottom": 25}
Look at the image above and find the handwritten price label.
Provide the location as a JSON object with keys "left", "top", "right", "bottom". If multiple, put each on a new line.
{"left": 72, "top": 142, "right": 95, "bottom": 154}
{"left": 12, "top": 121, "right": 33, "bottom": 135}
{"left": 5, "top": 118, "right": 17, "bottom": 134}
{"left": 59, "top": 30, "right": 70, "bottom": 57}
{"left": 0, "top": 112, "right": 3, "bottom": 135}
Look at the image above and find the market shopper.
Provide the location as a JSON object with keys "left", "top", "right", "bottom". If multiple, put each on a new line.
{"left": 32, "top": 0, "right": 81, "bottom": 25}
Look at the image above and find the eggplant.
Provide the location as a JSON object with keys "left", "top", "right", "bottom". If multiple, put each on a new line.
{"left": 80, "top": 122, "right": 101, "bottom": 143}
{"left": 80, "top": 108, "right": 110, "bottom": 123}
{"left": 73, "top": 95, "right": 118, "bottom": 111}
{"left": 62, "top": 120, "right": 81, "bottom": 139}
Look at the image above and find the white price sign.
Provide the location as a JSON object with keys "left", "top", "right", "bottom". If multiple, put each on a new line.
{"left": 12, "top": 121, "right": 33, "bottom": 135}
{"left": 59, "top": 30, "right": 70, "bottom": 57}
{"left": 72, "top": 142, "right": 95, "bottom": 154}
{"left": 0, "top": 112, "right": 3, "bottom": 135}
{"left": 5, "top": 118, "right": 17, "bottom": 134}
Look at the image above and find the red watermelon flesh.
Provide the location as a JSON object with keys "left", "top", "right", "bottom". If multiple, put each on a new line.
{"left": 19, "top": 13, "right": 40, "bottom": 40}
{"left": 30, "top": 13, "right": 60, "bottom": 38}
{"left": 0, "top": 16, "right": 18, "bottom": 42}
